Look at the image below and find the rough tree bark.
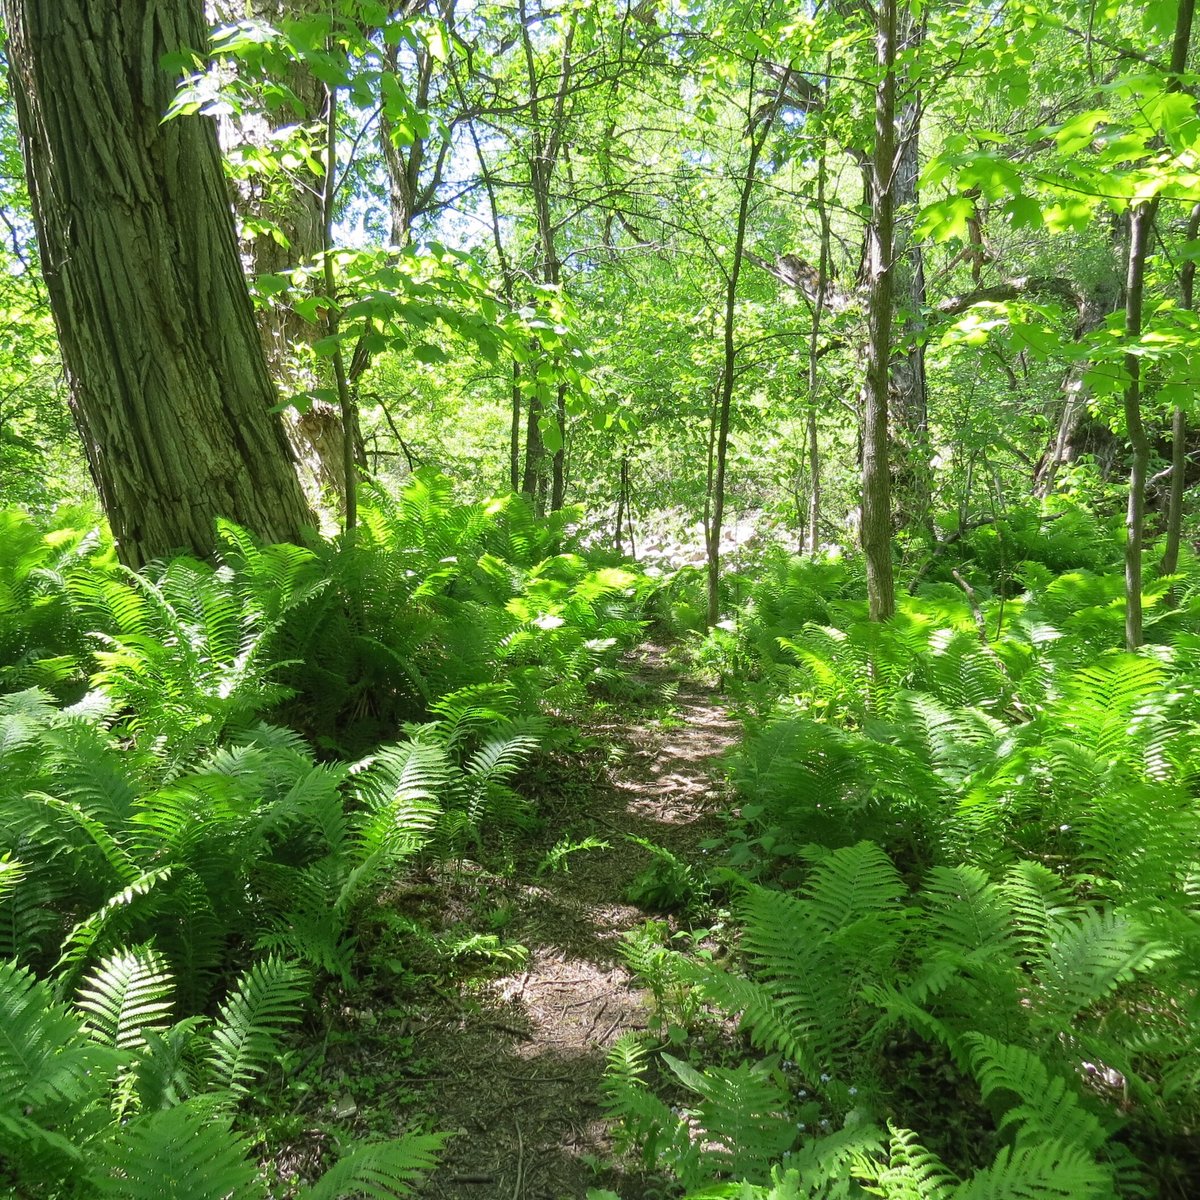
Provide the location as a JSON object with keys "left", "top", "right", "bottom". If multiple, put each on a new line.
{"left": 4, "top": 0, "right": 313, "bottom": 568}
{"left": 213, "top": 0, "right": 356, "bottom": 509}
{"left": 861, "top": 0, "right": 899, "bottom": 621}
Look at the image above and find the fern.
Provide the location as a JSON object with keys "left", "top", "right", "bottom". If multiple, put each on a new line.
{"left": 662, "top": 1052, "right": 797, "bottom": 1184}
{"left": 96, "top": 1099, "right": 267, "bottom": 1199}
{"left": 204, "top": 956, "right": 307, "bottom": 1098}
{"left": 1033, "top": 909, "right": 1170, "bottom": 1021}
{"left": 951, "top": 1141, "right": 1112, "bottom": 1200}
{"left": 300, "top": 1132, "right": 447, "bottom": 1199}
{"left": 962, "top": 1035, "right": 1111, "bottom": 1152}
{"left": 77, "top": 945, "right": 174, "bottom": 1051}
{"left": 0, "top": 959, "right": 111, "bottom": 1116}
{"left": 866, "top": 1125, "right": 957, "bottom": 1200}
{"left": 602, "top": 1035, "right": 701, "bottom": 1179}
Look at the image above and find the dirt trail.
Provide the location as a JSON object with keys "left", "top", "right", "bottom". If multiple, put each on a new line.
{"left": 412, "top": 646, "right": 738, "bottom": 1199}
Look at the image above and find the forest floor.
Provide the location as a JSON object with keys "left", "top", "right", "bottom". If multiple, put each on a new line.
{"left": 287, "top": 645, "right": 737, "bottom": 1199}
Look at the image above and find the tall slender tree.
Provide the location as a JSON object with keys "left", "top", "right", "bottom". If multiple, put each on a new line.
{"left": 1122, "top": 0, "right": 1194, "bottom": 648}
{"left": 861, "top": 0, "right": 899, "bottom": 621}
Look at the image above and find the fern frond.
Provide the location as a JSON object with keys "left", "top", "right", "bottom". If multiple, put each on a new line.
{"left": 300, "top": 1132, "right": 448, "bottom": 1199}
{"left": 868, "top": 1125, "right": 956, "bottom": 1199}
{"left": 676, "top": 958, "right": 824, "bottom": 1077}
{"left": 204, "top": 957, "right": 307, "bottom": 1098}
{"left": 77, "top": 946, "right": 174, "bottom": 1051}
{"left": 53, "top": 865, "right": 174, "bottom": 983}
{"left": 802, "top": 841, "right": 905, "bottom": 936}
{"left": 462, "top": 719, "right": 543, "bottom": 784}
{"left": 996, "top": 861, "right": 1073, "bottom": 963}
{"left": 0, "top": 959, "right": 112, "bottom": 1115}
{"left": 663, "top": 1053, "right": 796, "bottom": 1184}
{"left": 962, "top": 1034, "right": 1110, "bottom": 1152}
{"left": 1034, "top": 909, "right": 1171, "bottom": 1020}
{"left": 951, "top": 1140, "right": 1111, "bottom": 1200}
{"left": 602, "top": 1034, "right": 700, "bottom": 1179}
{"left": 97, "top": 1099, "right": 266, "bottom": 1199}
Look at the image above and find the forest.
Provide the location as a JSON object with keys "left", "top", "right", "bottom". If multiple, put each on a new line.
{"left": 1, "top": 0, "right": 1199, "bottom": 1196}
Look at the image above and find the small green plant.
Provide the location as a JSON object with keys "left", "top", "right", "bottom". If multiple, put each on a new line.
{"left": 536, "top": 834, "right": 610, "bottom": 876}
{"left": 0, "top": 956, "right": 446, "bottom": 1197}
{"left": 624, "top": 835, "right": 710, "bottom": 914}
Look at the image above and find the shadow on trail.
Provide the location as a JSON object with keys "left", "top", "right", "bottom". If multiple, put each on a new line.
{"left": 368, "top": 645, "right": 738, "bottom": 1199}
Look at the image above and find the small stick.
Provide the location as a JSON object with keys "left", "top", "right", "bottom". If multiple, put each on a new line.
{"left": 596, "top": 1014, "right": 624, "bottom": 1044}
{"left": 512, "top": 1121, "right": 525, "bottom": 1200}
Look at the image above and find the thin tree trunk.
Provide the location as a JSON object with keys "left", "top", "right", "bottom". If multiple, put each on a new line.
{"left": 1124, "top": 0, "right": 1194, "bottom": 647}
{"left": 321, "top": 77, "right": 357, "bottom": 535}
{"left": 510, "top": 362, "right": 523, "bottom": 493}
{"left": 1162, "top": 200, "right": 1200, "bottom": 580}
{"left": 806, "top": 90, "right": 831, "bottom": 557}
{"left": 862, "top": 0, "right": 899, "bottom": 621}
{"left": 550, "top": 382, "right": 568, "bottom": 510}
{"left": 889, "top": 8, "right": 929, "bottom": 530}
{"left": 1124, "top": 205, "right": 1151, "bottom": 648}
{"left": 459, "top": 102, "right": 522, "bottom": 492}
{"left": 4, "top": 0, "right": 313, "bottom": 568}
{"left": 705, "top": 66, "right": 790, "bottom": 627}
{"left": 522, "top": 387, "right": 545, "bottom": 511}
{"left": 615, "top": 456, "right": 628, "bottom": 555}
{"left": 518, "top": 0, "right": 575, "bottom": 508}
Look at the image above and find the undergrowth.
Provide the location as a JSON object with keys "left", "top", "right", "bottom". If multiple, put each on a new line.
{"left": 604, "top": 517, "right": 1200, "bottom": 1198}
{"left": 0, "top": 472, "right": 654, "bottom": 1197}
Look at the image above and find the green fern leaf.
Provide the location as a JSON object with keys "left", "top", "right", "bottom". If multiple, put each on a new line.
{"left": 204, "top": 957, "right": 307, "bottom": 1097}
{"left": 300, "top": 1132, "right": 447, "bottom": 1199}
{"left": 962, "top": 1034, "right": 1111, "bottom": 1152}
{"left": 1034, "top": 909, "right": 1171, "bottom": 1019}
{"left": 869, "top": 1125, "right": 956, "bottom": 1199}
{"left": 802, "top": 841, "right": 905, "bottom": 937}
{"left": 951, "top": 1140, "right": 1111, "bottom": 1200}
{"left": 97, "top": 1099, "right": 266, "bottom": 1199}
{"left": 0, "top": 959, "right": 113, "bottom": 1115}
{"left": 77, "top": 945, "right": 174, "bottom": 1050}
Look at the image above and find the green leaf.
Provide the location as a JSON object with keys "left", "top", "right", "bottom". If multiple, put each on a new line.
{"left": 1003, "top": 194, "right": 1043, "bottom": 230}
{"left": 412, "top": 343, "right": 447, "bottom": 365}
{"left": 916, "top": 196, "right": 975, "bottom": 243}
{"left": 1044, "top": 198, "right": 1096, "bottom": 234}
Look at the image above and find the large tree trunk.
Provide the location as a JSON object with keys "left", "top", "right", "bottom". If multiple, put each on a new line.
{"left": 861, "top": 0, "right": 899, "bottom": 622}
{"left": 213, "top": 0, "right": 355, "bottom": 510}
{"left": 4, "top": 0, "right": 313, "bottom": 568}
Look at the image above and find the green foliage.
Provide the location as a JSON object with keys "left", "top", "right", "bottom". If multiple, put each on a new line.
{"left": 0, "top": 957, "right": 445, "bottom": 1199}
{"left": 0, "top": 491, "right": 650, "bottom": 1195}
{"left": 262, "top": 472, "right": 652, "bottom": 749}
{"left": 610, "top": 839, "right": 1177, "bottom": 1193}
{"left": 0, "top": 510, "right": 110, "bottom": 698}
